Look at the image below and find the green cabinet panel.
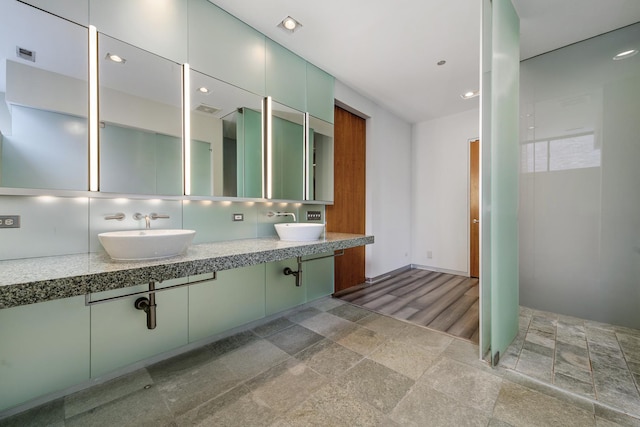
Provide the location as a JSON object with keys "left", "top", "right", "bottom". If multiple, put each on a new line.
{"left": 266, "top": 39, "right": 306, "bottom": 111}
{"left": 0, "top": 296, "right": 90, "bottom": 412}
{"left": 188, "top": 266, "right": 265, "bottom": 342}
{"left": 266, "top": 258, "right": 306, "bottom": 315}
{"left": 306, "top": 63, "right": 335, "bottom": 124}
{"left": 20, "top": 0, "right": 89, "bottom": 25}
{"left": 303, "top": 253, "right": 335, "bottom": 302}
{"left": 188, "top": 0, "right": 265, "bottom": 96}
{"left": 89, "top": 0, "right": 188, "bottom": 63}
{"left": 90, "top": 279, "right": 189, "bottom": 377}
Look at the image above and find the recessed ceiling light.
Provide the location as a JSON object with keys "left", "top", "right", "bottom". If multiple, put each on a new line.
{"left": 460, "top": 90, "right": 479, "bottom": 100}
{"left": 106, "top": 53, "right": 126, "bottom": 64}
{"left": 278, "top": 16, "right": 302, "bottom": 33}
{"left": 613, "top": 49, "right": 638, "bottom": 60}
{"left": 198, "top": 86, "right": 210, "bottom": 94}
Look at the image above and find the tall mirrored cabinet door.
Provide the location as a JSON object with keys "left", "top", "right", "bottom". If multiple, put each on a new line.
{"left": 307, "top": 115, "right": 334, "bottom": 202}
{"left": 269, "top": 101, "right": 305, "bottom": 200}
{"left": 0, "top": 1, "right": 89, "bottom": 191}
{"left": 98, "top": 34, "right": 183, "bottom": 195}
{"left": 189, "top": 69, "right": 264, "bottom": 198}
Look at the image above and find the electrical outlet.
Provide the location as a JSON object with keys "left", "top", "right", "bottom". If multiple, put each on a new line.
{"left": 427, "top": 251, "right": 432, "bottom": 259}
{"left": 0, "top": 215, "right": 20, "bottom": 228}
{"left": 306, "top": 211, "right": 322, "bottom": 221}
{"left": 232, "top": 213, "right": 244, "bottom": 222}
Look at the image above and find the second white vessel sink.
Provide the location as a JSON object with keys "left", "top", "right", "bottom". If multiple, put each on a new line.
{"left": 274, "top": 223, "right": 325, "bottom": 241}
{"left": 98, "top": 229, "right": 196, "bottom": 261}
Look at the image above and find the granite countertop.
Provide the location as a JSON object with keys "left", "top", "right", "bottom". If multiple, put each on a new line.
{"left": 0, "top": 233, "right": 374, "bottom": 309}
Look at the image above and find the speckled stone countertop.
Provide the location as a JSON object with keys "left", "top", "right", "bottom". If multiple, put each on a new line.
{"left": 0, "top": 233, "right": 374, "bottom": 309}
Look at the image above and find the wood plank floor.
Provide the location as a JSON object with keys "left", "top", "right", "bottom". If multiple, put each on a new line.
{"left": 336, "top": 269, "right": 479, "bottom": 343}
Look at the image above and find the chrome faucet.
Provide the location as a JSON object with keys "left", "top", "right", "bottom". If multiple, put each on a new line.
{"left": 133, "top": 212, "right": 170, "bottom": 229}
{"left": 104, "top": 213, "right": 125, "bottom": 221}
{"left": 267, "top": 211, "right": 296, "bottom": 222}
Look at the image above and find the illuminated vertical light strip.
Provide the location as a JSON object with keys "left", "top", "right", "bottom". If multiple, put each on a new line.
{"left": 183, "top": 63, "right": 191, "bottom": 195}
{"left": 304, "top": 112, "right": 310, "bottom": 200}
{"left": 263, "top": 96, "right": 273, "bottom": 199}
{"left": 88, "top": 25, "right": 99, "bottom": 191}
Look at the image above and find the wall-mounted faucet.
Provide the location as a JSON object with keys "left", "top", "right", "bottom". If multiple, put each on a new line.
{"left": 104, "top": 213, "right": 125, "bottom": 221}
{"left": 133, "top": 212, "right": 170, "bottom": 229}
{"left": 267, "top": 211, "right": 296, "bottom": 222}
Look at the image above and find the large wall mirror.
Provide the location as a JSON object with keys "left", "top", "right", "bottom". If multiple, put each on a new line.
{"left": 98, "top": 33, "right": 183, "bottom": 195}
{"left": 0, "top": 2, "right": 334, "bottom": 203}
{"left": 0, "top": 2, "right": 88, "bottom": 191}
{"left": 189, "top": 69, "right": 264, "bottom": 198}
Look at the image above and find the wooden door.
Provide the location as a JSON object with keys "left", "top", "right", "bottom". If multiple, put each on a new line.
{"left": 327, "top": 106, "right": 366, "bottom": 293}
{"left": 470, "top": 139, "right": 480, "bottom": 278}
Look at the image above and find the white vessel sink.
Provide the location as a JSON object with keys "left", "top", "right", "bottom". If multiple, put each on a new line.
{"left": 98, "top": 229, "right": 196, "bottom": 261}
{"left": 274, "top": 223, "right": 325, "bottom": 241}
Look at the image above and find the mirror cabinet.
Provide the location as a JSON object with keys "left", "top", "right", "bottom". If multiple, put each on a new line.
{"left": 0, "top": 1, "right": 333, "bottom": 203}
{"left": 189, "top": 69, "right": 264, "bottom": 198}
{"left": 98, "top": 34, "right": 183, "bottom": 196}
{"left": 0, "top": 2, "right": 88, "bottom": 191}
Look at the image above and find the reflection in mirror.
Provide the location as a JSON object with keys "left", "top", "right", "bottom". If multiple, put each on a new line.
{"left": 270, "top": 101, "right": 305, "bottom": 200}
{"left": 307, "top": 115, "right": 334, "bottom": 202}
{"left": 189, "top": 69, "right": 264, "bottom": 198}
{"left": 0, "top": 2, "right": 88, "bottom": 190}
{"left": 98, "top": 34, "right": 182, "bottom": 195}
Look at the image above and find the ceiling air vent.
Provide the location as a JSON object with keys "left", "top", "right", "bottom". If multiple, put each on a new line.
{"left": 195, "top": 104, "right": 221, "bottom": 115}
{"left": 16, "top": 46, "right": 35, "bottom": 62}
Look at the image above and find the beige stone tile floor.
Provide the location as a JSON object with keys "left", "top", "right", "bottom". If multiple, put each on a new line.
{"left": 1, "top": 298, "right": 640, "bottom": 426}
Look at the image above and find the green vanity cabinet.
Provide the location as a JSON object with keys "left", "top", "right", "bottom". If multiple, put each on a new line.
{"left": 266, "top": 39, "right": 307, "bottom": 112}
{"left": 306, "top": 63, "right": 335, "bottom": 124}
{"left": 89, "top": 279, "right": 189, "bottom": 377}
{"left": 188, "top": 266, "right": 266, "bottom": 343}
{"left": 265, "top": 258, "right": 307, "bottom": 316}
{"left": 0, "top": 296, "right": 90, "bottom": 412}
{"left": 303, "top": 252, "right": 335, "bottom": 302}
{"left": 19, "top": 0, "right": 89, "bottom": 25}
{"left": 89, "top": 0, "right": 188, "bottom": 64}
{"left": 188, "top": 0, "right": 266, "bottom": 96}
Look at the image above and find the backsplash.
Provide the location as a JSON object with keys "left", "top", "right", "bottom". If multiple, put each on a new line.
{"left": 0, "top": 195, "right": 324, "bottom": 261}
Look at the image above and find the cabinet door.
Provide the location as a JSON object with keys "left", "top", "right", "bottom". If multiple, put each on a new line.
{"left": 89, "top": 0, "right": 188, "bottom": 63}
{"left": 304, "top": 252, "right": 335, "bottom": 302}
{"left": 306, "top": 63, "right": 335, "bottom": 124}
{"left": 188, "top": 0, "right": 265, "bottom": 95}
{"left": 188, "top": 266, "right": 265, "bottom": 343}
{"left": 266, "top": 39, "right": 306, "bottom": 111}
{"left": 90, "top": 279, "right": 189, "bottom": 377}
{"left": 0, "top": 296, "right": 90, "bottom": 412}
{"left": 19, "top": 0, "right": 89, "bottom": 25}
{"left": 266, "top": 258, "right": 306, "bottom": 315}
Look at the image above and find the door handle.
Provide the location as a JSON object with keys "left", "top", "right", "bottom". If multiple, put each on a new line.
{"left": 473, "top": 219, "right": 479, "bottom": 224}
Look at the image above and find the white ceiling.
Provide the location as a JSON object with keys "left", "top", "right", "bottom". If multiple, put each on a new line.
{"left": 209, "top": 0, "right": 640, "bottom": 124}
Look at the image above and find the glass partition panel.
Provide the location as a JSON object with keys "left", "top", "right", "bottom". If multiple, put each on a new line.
{"left": 0, "top": 2, "right": 88, "bottom": 190}
{"left": 189, "top": 69, "right": 263, "bottom": 197}
{"left": 98, "top": 34, "right": 182, "bottom": 195}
